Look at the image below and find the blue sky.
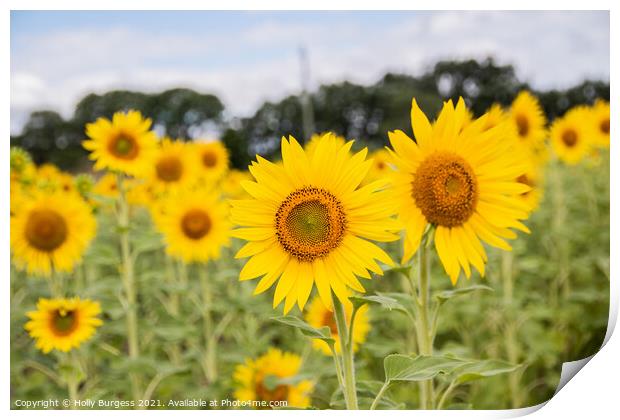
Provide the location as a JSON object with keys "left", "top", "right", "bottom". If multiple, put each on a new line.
{"left": 10, "top": 11, "right": 610, "bottom": 134}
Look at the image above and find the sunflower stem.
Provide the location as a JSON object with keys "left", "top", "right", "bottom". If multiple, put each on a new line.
{"left": 415, "top": 244, "right": 434, "bottom": 409}
{"left": 370, "top": 382, "right": 390, "bottom": 410}
{"left": 332, "top": 292, "right": 358, "bottom": 410}
{"left": 501, "top": 250, "right": 522, "bottom": 408}
{"left": 199, "top": 263, "right": 217, "bottom": 383}
{"left": 116, "top": 174, "right": 141, "bottom": 403}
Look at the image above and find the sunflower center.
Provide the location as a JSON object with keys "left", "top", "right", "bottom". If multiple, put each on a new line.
{"left": 109, "top": 134, "right": 139, "bottom": 160}
{"left": 50, "top": 309, "right": 78, "bottom": 336}
{"left": 515, "top": 114, "right": 529, "bottom": 137}
{"left": 412, "top": 152, "right": 478, "bottom": 227}
{"left": 156, "top": 156, "right": 183, "bottom": 182}
{"left": 600, "top": 118, "right": 610, "bottom": 135}
{"left": 181, "top": 209, "right": 212, "bottom": 240}
{"left": 202, "top": 151, "right": 217, "bottom": 168}
{"left": 562, "top": 129, "right": 578, "bottom": 147}
{"left": 255, "top": 380, "right": 289, "bottom": 406}
{"left": 275, "top": 187, "right": 346, "bottom": 262}
{"left": 25, "top": 209, "right": 68, "bottom": 252}
{"left": 322, "top": 311, "right": 338, "bottom": 335}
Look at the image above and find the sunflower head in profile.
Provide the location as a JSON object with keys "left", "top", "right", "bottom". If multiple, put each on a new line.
{"left": 233, "top": 348, "right": 314, "bottom": 409}
{"left": 509, "top": 91, "right": 548, "bottom": 162}
{"left": 25, "top": 297, "right": 102, "bottom": 353}
{"left": 82, "top": 110, "right": 158, "bottom": 177}
{"left": 388, "top": 98, "right": 532, "bottom": 284}
{"left": 148, "top": 138, "right": 197, "bottom": 193}
{"left": 550, "top": 106, "right": 592, "bottom": 165}
{"left": 231, "top": 133, "right": 399, "bottom": 313}
{"left": 304, "top": 132, "right": 346, "bottom": 157}
{"left": 193, "top": 140, "right": 230, "bottom": 182}
{"left": 304, "top": 296, "right": 369, "bottom": 355}
{"left": 590, "top": 100, "right": 610, "bottom": 148}
{"left": 10, "top": 192, "right": 97, "bottom": 276}
{"left": 155, "top": 187, "right": 231, "bottom": 263}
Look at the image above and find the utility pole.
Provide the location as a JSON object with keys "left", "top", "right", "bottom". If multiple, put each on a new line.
{"left": 298, "top": 46, "right": 315, "bottom": 143}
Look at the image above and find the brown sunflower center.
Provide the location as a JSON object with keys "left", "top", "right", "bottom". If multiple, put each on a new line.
{"left": 155, "top": 156, "right": 183, "bottom": 182}
{"left": 322, "top": 311, "right": 338, "bottom": 335}
{"left": 600, "top": 118, "right": 610, "bottom": 135}
{"left": 255, "top": 380, "right": 289, "bottom": 406}
{"left": 50, "top": 309, "right": 78, "bottom": 336}
{"left": 412, "top": 152, "right": 478, "bottom": 227}
{"left": 109, "top": 134, "right": 139, "bottom": 160}
{"left": 515, "top": 114, "right": 529, "bottom": 137}
{"left": 275, "top": 187, "right": 346, "bottom": 262}
{"left": 25, "top": 209, "right": 68, "bottom": 252}
{"left": 181, "top": 209, "right": 212, "bottom": 240}
{"left": 562, "top": 129, "right": 578, "bottom": 148}
{"left": 202, "top": 151, "right": 217, "bottom": 168}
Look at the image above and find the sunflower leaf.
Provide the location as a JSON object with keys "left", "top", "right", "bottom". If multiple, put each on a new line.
{"left": 383, "top": 354, "right": 471, "bottom": 383}
{"left": 452, "top": 359, "right": 521, "bottom": 385}
{"left": 434, "top": 285, "right": 494, "bottom": 305}
{"left": 271, "top": 315, "right": 335, "bottom": 345}
{"left": 350, "top": 294, "right": 407, "bottom": 314}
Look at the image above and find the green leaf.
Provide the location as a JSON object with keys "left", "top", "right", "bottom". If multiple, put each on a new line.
{"left": 330, "top": 380, "right": 403, "bottom": 409}
{"left": 350, "top": 294, "right": 407, "bottom": 313}
{"left": 380, "top": 292, "right": 417, "bottom": 318}
{"left": 271, "top": 316, "right": 335, "bottom": 345}
{"left": 434, "top": 285, "right": 493, "bottom": 304}
{"left": 384, "top": 354, "right": 471, "bottom": 383}
{"left": 452, "top": 360, "right": 521, "bottom": 385}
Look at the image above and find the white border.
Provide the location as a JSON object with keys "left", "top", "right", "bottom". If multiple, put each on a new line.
{"left": 3, "top": 1, "right": 616, "bottom": 419}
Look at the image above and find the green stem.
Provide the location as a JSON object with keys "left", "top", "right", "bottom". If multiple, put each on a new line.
{"left": 436, "top": 380, "right": 457, "bottom": 410}
{"left": 370, "top": 382, "right": 390, "bottom": 410}
{"left": 333, "top": 293, "right": 358, "bottom": 410}
{"left": 502, "top": 250, "right": 522, "bottom": 408}
{"left": 117, "top": 174, "right": 141, "bottom": 403}
{"left": 415, "top": 244, "right": 434, "bottom": 409}
{"left": 199, "top": 264, "right": 218, "bottom": 383}
{"left": 549, "top": 161, "right": 569, "bottom": 303}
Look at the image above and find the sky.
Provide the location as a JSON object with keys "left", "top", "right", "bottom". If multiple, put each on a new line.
{"left": 10, "top": 10, "right": 610, "bottom": 134}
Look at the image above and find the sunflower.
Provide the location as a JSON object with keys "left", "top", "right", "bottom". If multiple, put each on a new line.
{"left": 10, "top": 147, "right": 35, "bottom": 183}
{"left": 231, "top": 133, "right": 399, "bottom": 313}
{"left": 516, "top": 161, "right": 544, "bottom": 210}
{"left": 508, "top": 91, "right": 548, "bottom": 161}
{"left": 388, "top": 98, "right": 531, "bottom": 284}
{"left": 364, "top": 149, "right": 394, "bottom": 184}
{"left": 25, "top": 297, "right": 102, "bottom": 353}
{"left": 590, "top": 100, "right": 610, "bottom": 148}
{"left": 305, "top": 132, "right": 346, "bottom": 157}
{"left": 155, "top": 187, "right": 231, "bottom": 263}
{"left": 550, "top": 106, "right": 592, "bottom": 165}
{"left": 93, "top": 173, "right": 120, "bottom": 198}
{"left": 148, "top": 138, "right": 197, "bottom": 192}
{"left": 193, "top": 140, "right": 230, "bottom": 182}
{"left": 305, "top": 296, "right": 369, "bottom": 355}
{"left": 221, "top": 169, "right": 252, "bottom": 199}
{"left": 11, "top": 192, "right": 97, "bottom": 276}
{"left": 83, "top": 110, "right": 159, "bottom": 177}
{"left": 233, "top": 348, "right": 314, "bottom": 409}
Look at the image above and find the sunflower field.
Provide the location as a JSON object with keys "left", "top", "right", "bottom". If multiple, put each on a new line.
{"left": 9, "top": 91, "right": 609, "bottom": 410}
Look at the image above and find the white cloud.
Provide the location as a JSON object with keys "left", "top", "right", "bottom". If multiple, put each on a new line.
{"left": 10, "top": 11, "right": 609, "bottom": 135}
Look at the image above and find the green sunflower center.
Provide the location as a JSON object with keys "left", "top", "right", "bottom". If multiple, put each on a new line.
{"left": 25, "top": 209, "right": 68, "bottom": 252}
{"left": 562, "top": 129, "right": 578, "bottom": 148}
{"left": 412, "top": 152, "right": 479, "bottom": 227}
{"left": 181, "top": 209, "right": 212, "bottom": 240}
{"left": 515, "top": 114, "right": 530, "bottom": 137}
{"left": 202, "top": 151, "right": 217, "bottom": 168}
{"left": 600, "top": 118, "right": 610, "bottom": 135}
{"left": 51, "top": 309, "right": 78, "bottom": 336}
{"left": 109, "top": 134, "right": 139, "bottom": 160}
{"left": 156, "top": 156, "right": 183, "bottom": 182}
{"left": 275, "top": 187, "right": 347, "bottom": 262}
